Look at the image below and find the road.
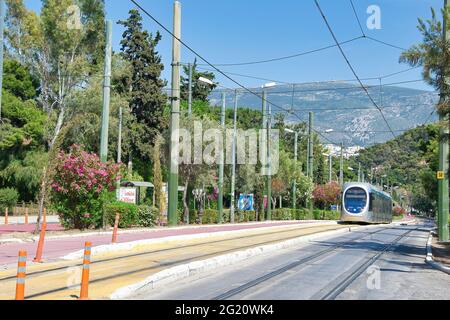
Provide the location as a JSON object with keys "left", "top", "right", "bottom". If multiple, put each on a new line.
{"left": 131, "top": 220, "right": 450, "bottom": 300}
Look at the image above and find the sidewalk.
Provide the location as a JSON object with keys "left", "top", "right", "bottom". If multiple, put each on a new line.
{"left": 0, "top": 220, "right": 332, "bottom": 268}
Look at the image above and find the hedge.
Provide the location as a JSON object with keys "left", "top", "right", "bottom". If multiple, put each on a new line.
{"left": 104, "top": 202, "right": 138, "bottom": 228}
{"left": 0, "top": 188, "right": 19, "bottom": 212}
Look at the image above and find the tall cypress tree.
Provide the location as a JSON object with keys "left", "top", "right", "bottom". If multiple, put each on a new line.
{"left": 118, "top": 9, "right": 167, "bottom": 151}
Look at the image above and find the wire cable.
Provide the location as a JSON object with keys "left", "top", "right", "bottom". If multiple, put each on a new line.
{"left": 314, "top": 0, "right": 396, "bottom": 138}
{"left": 349, "top": 0, "right": 365, "bottom": 37}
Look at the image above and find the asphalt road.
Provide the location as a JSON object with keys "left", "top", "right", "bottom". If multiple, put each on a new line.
{"left": 131, "top": 221, "right": 450, "bottom": 300}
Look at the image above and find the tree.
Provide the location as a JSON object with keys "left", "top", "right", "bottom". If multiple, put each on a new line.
{"left": 181, "top": 59, "right": 217, "bottom": 102}
{"left": 5, "top": 0, "right": 106, "bottom": 148}
{"left": 153, "top": 135, "right": 163, "bottom": 217}
{"left": 117, "top": 9, "right": 168, "bottom": 156}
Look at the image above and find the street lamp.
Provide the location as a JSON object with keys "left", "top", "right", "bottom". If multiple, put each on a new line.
{"left": 262, "top": 82, "right": 277, "bottom": 220}
{"left": 285, "top": 128, "right": 298, "bottom": 209}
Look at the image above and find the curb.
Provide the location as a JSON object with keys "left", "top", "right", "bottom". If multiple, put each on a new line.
{"left": 425, "top": 232, "right": 450, "bottom": 275}
{"left": 62, "top": 221, "right": 338, "bottom": 261}
{"left": 0, "top": 220, "right": 332, "bottom": 243}
{"left": 110, "top": 224, "right": 379, "bottom": 299}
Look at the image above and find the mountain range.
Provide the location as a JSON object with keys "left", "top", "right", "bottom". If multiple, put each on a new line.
{"left": 209, "top": 82, "right": 439, "bottom": 147}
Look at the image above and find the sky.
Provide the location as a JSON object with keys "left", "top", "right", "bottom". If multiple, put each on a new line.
{"left": 23, "top": 0, "right": 444, "bottom": 92}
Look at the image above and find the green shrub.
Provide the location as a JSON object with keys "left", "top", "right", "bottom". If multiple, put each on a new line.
{"left": 0, "top": 188, "right": 19, "bottom": 212}
{"left": 238, "top": 210, "right": 256, "bottom": 222}
{"left": 295, "top": 208, "right": 314, "bottom": 220}
{"left": 104, "top": 201, "right": 138, "bottom": 228}
{"left": 201, "top": 209, "right": 219, "bottom": 224}
{"left": 137, "top": 205, "right": 157, "bottom": 227}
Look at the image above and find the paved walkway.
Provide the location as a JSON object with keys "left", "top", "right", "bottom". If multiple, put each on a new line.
{"left": 0, "top": 220, "right": 326, "bottom": 267}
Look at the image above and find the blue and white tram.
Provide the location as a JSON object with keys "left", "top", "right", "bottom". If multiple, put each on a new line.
{"left": 341, "top": 182, "right": 393, "bottom": 224}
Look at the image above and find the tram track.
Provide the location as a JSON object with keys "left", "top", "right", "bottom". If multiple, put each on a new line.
{"left": 0, "top": 223, "right": 353, "bottom": 299}
{"left": 211, "top": 225, "right": 412, "bottom": 300}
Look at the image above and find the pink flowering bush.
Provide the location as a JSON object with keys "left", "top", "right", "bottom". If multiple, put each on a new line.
{"left": 50, "top": 145, "right": 124, "bottom": 229}
{"left": 312, "top": 181, "right": 341, "bottom": 210}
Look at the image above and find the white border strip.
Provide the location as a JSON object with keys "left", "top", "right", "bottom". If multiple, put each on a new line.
{"left": 110, "top": 224, "right": 381, "bottom": 299}
{"left": 425, "top": 232, "right": 450, "bottom": 275}
{"left": 62, "top": 221, "right": 337, "bottom": 261}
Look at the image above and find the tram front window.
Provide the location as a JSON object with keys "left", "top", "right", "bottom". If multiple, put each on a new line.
{"left": 344, "top": 187, "right": 367, "bottom": 214}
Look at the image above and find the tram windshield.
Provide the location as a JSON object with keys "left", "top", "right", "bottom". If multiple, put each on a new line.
{"left": 344, "top": 187, "right": 367, "bottom": 214}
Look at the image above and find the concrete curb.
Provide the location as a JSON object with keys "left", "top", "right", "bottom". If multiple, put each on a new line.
{"left": 110, "top": 224, "right": 380, "bottom": 299}
{"left": 62, "top": 221, "right": 338, "bottom": 261}
{"left": 0, "top": 220, "right": 332, "bottom": 243}
{"left": 425, "top": 232, "right": 450, "bottom": 275}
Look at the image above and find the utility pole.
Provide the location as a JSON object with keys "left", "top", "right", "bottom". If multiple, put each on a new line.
{"left": 0, "top": 0, "right": 5, "bottom": 120}
{"left": 358, "top": 163, "right": 361, "bottom": 183}
{"left": 328, "top": 154, "right": 332, "bottom": 183}
{"left": 261, "top": 90, "right": 267, "bottom": 219}
{"left": 217, "top": 92, "right": 225, "bottom": 223}
{"left": 230, "top": 90, "right": 238, "bottom": 224}
{"left": 168, "top": 1, "right": 181, "bottom": 226}
{"left": 437, "top": 0, "right": 450, "bottom": 242}
{"left": 306, "top": 136, "right": 310, "bottom": 177}
{"left": 340, "top": 142, "right": 344, "bottom": 186}
{"left": 100, "top": 20, "right": 112, "bottom": 163}
{"left": 293, "top": 131, "right": 298, "bottom": 209}
{"left": 188, "top": 62, "right": 193, "bottom": 115}
{"left": 308, "top": 112, "right": 314, "bottom": 214}
{"left": 117, "top": 107, "right": 122, "bottom": 163}
{"left": 267, "top": 102, "right": 272, "bottom": 221}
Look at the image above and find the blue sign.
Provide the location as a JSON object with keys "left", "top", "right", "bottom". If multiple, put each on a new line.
{"left": 238, "top": 194, "right": 254, "bottom": 211}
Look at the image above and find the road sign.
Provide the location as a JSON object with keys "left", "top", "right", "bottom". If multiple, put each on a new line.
{"left": 437, "top": 171, "right": 445, "bottom": 180}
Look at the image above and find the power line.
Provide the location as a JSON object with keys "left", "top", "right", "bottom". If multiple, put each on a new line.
{"left": 349, "top": 0, "right": 365, "bottom": 37}
{"left": 195, "top": 36, "right": 364, "bottom": 67}
{"left": 129, "top": 0, "right": 340, "bottom": 146}
{"left": 365, "top": 36, "right": 407, "bottom": 51}
{"left": 314, "top": 0, "right": 396, "bottom": 138}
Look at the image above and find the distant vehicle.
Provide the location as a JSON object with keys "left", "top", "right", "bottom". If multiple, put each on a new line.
{"left": 341, "top": 182, "right": 393, "bottom": 224}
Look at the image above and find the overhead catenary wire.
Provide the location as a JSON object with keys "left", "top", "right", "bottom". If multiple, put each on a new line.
{"left": 349, "top": 0, "right": 365, "bottom": 37}
{"left": 129, "top": 0, "right": 341, "bottom": 146}
{"left": 314, "top": 0, "right": 396, "bottom": 138}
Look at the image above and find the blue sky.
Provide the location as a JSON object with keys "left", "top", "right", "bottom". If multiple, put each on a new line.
{"left": 24, "top": 0, "right": 443, "bottom": 92}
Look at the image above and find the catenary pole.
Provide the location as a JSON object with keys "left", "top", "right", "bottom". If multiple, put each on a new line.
{"left": 340, "top": 142, "right": 344, "bottom": 186}
{"left": 100, "top": 20, "right": 112, "bottom": 163}
{"left": 168, "top": 1, "right": 181, "bottom": 226}
{"left": 293, "top": 131, "right": 298, "bottom": 209}
{"left": 308, "top": 112, "right": 314, "bottom": 214}
{"left": 0, "top": 0, "right": 5, "bottom": 120}
{"left": 188, "top": 63, "right": 193, "bottom": 115}
{"left": 230, "top": 90, "right": 238, "bottom": 224}
{"left": 217, "top": 92, "right": 225, "bottom": 223}
{"left": 438, "top": 0, "right": 450, "bottom": 241}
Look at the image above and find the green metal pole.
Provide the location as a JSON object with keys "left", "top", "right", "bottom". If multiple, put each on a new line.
{"left": 329, "top": 154, "right": 332, "bottom": 183}
{"left": 306, "top": 136, "right": 310, "bottom": 177}
{"left": 308, "top": 112, "right": 314, "bottom": 214}
{"left": 0, "top": 0, "right": 5, "bottom": 120}
{"left": 293, "top": 131, "right": 298, "bottom": 209}
{"left": 261, "top": 90, "right": 267, "bottom": 219}
{"left": 340, "top": 142, "right": 344, "bottom": 186}
{"left": 230, "top": 90, "right": 238, "bottom": 223}
{"left": 100, "top": 20, "right": 112, "bottom": 163}
{"left": 358, "top": 163, "right": 361, "bottom": 183}
{"left": 217, "top": 92, "right": 225, "bottom": 223}
{"left": 267, "top": 102, "right": 272, "bottom": 221}
{"left": 437, "top": 0, "right": 450, "bottom": 241}
{"left": 188, "top": 62, "right": 193, "bottom": 115}
{"left": 168, "top": 1, "right": 181, "bottom": 226}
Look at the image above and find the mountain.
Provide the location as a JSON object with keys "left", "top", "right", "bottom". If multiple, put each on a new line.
{"left": 209, "top": 82, "right": 439, "bottom": 147}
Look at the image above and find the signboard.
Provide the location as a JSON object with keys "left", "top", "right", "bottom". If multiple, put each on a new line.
{"left": 437, "top": 171, "right": 445, "bottom": 180}
{"left": 119, "top": 188, "right": 137, "bottom": 204}
{"left": 238, "top": 194, "right": 254, "bottom": 211}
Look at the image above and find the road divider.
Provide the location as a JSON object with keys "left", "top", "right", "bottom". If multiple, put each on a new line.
{"left": 110, "top": 224, "right": 380, "bottom": 299}
{"left": 425, "top": 231, "right": 450, "bottom": 275}
{"left": 79, "top": 242, "right": 92, "bottom": 300}
{"left": 33, "top": 214, "right": 47, "bottom": 263}
{"left": 15, "top": 250, "right": 27, "bottom": 300}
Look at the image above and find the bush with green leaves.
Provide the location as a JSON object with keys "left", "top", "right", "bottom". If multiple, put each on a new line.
{"left": 137, "top": 205, "right": 158, "bottom": 227}
{"left": 50, "top": 145, "right": 124, "bottom": 229}
{"left": 104, "top": 201, "right": 138, "bottom": 228}
{"left": 0, "top": 188, "right": 19, "bottom": 212}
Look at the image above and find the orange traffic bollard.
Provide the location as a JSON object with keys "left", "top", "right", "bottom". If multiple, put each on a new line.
{"left": 33, "top": 219, "right": 47, "bottom": 263}
{"left": 79, "top": 242, "right": 92, "bottom": 300}
{"left": 112, "top": 212, "right": 120, "bottom": 243}
{"left": 24, "top": 207, "right": 29, "bottom": 225}
{"left": 15, "top": 250, "right": 27, "bottom": 300}
{"left": 4, "top": 207, "right": 8, "bottom": 225}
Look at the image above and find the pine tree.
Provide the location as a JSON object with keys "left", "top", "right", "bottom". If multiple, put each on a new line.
{"left": 118, "top": 9, "right": 167, "bottom": 151}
